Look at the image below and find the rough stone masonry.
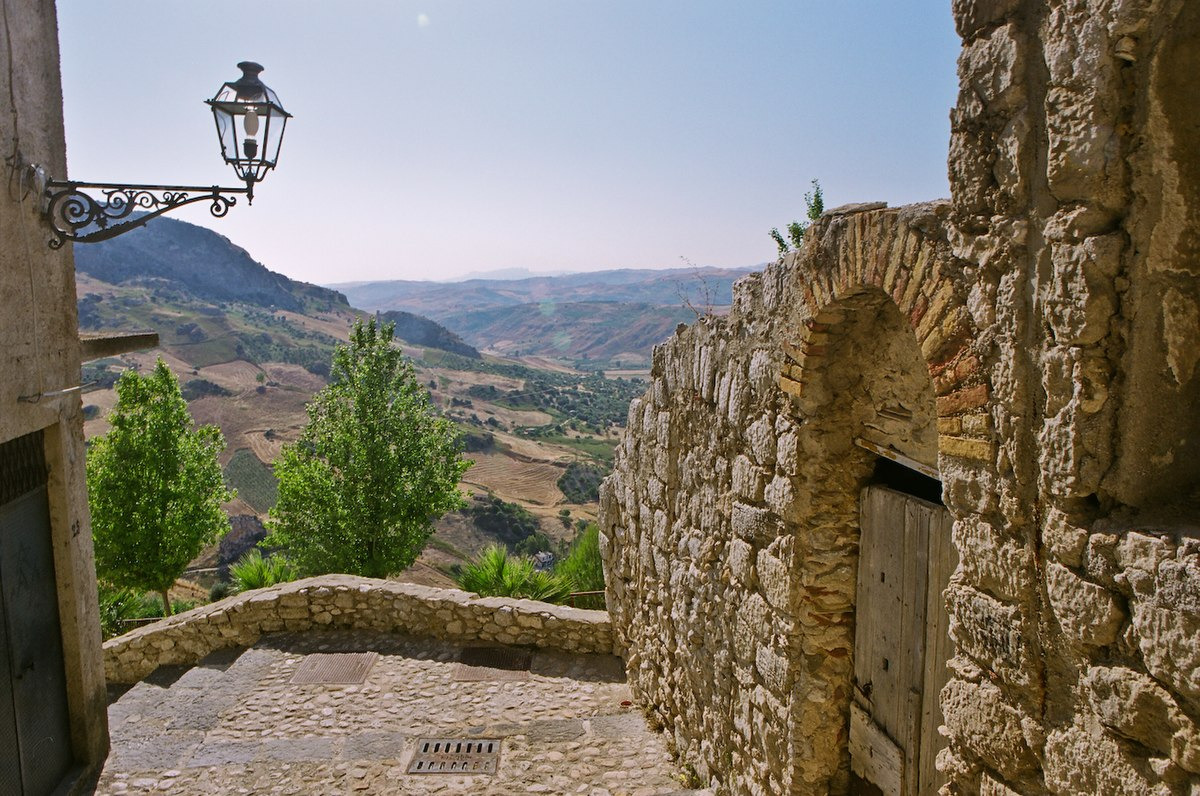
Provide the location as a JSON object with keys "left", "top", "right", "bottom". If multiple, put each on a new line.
{"left": 599, "top": 1, "right": 1200, "bottom": 794}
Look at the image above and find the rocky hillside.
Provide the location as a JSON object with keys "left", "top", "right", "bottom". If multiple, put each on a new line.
{"left": 75, "top": 216, "right": 348, "bottom": 314}
{"left": 379, "top": 310, "right": 479, "bottom": 359}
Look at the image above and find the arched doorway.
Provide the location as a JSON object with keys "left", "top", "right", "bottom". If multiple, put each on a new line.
{"left": 779, "top": 263, "right": 971, "bottom": 794}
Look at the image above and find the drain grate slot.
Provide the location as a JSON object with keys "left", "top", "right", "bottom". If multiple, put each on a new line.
{"left": 290, "top": 652, "right": 378, "bottom": 685}
{"left": 407, "top": 738, "right": 501, "bottom": 774}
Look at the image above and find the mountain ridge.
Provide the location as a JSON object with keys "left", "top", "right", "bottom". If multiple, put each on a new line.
{"left": 328, "top": 265, "right": 761, "bottom": 319}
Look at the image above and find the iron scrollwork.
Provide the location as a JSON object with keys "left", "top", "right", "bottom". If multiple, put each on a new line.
{"left": 43, "top": 181, "right": 249, "bottom": 248}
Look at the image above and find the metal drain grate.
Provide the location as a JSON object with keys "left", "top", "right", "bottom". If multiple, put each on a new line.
{"left": 407, "top": 738, "right": 501, "bottom": 774}
{"left": 289, "top": 652, "right": 378, "bottom": 684}
{"left": 452, "top": 646, "right": 533, "bottom": 681}
{"left": 459, "top": 646, "right": 532, "bottom": 670}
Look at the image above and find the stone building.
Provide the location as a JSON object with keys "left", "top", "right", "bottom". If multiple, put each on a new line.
{"left": 600, "top": 1, "right": 1200, "bottom": 794}
{"left": 0, "top": 1, "right": 110, "bottom": 792}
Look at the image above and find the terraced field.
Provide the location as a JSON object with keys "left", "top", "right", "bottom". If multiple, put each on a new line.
{"left": 460, "top": 452, "right": 566, "bottom": 507}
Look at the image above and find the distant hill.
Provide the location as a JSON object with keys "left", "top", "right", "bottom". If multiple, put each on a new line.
{"left": 328, "top": 265, "right": 760, "bottom": 318}
{"left": 440, "top": 301, "right": 696, "bottom": 364}
{"left": 74, "top": 217, "right": 482, "bottom": 369}
{"left": 75, "top": 217, "right": 349, "bottom": 314}
{"left": 331, "top": 265, "right": 760, "bottom": 365}
{"left": 378, "top": 310, "right": 480, "bottom": 359}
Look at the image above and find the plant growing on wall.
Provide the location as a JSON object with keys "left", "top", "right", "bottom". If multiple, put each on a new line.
{"left": 266, "top": 318, "right": 470, "bottom": 578}
{"left": 88, "top": 360, "right": 232, "bottom": 616}
{"left": 770, "top": 178, "right": 825, "bottom": 256}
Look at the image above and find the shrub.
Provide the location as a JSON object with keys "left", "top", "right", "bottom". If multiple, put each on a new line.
{"left": 556, "top": 524, "right": 605, "bottom": 608}
{"left": 97, "top": 583, "right": 142, "bottom": 640}
{"left": 466, "top": 494, "right": 540, "bottom": 547}
{"left": 181, "top": 378, "right": 232, "bottom": 401}
{"left": 512, "top": 531, "right": 559, "bottom": 558}
{"left": 456, "top": 545, "right": 572, "bottom": 603}
{"left": 229, "top": 548, "right": 298, "bottom": 592}
{"left": 557, "top": 461, "right": 608, "bottom": 503}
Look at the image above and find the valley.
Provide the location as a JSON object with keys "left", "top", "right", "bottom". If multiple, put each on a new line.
{"left": 75, "top": 219, "right": 668, "bottom": 594}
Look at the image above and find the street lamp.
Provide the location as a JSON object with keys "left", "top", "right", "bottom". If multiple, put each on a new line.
{"left": 207, "top": 62, "right": 292, "bottom": 201}
{"left": 38, "top": 62, "right": 292, "bottom": 249}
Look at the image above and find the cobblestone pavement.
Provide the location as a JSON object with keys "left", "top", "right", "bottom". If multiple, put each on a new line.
{"left": 96, "top": 632, "right": 707, "bottom": 795}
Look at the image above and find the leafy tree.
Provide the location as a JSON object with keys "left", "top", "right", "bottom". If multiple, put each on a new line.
{"left": 770, "top": 178, "right": 825, "bottom": 256}
{"left": 88, "top": 360, "right": 232, "bottom": 615}
{"left": 267, "top": 318, "right": 470, "bottom": 577}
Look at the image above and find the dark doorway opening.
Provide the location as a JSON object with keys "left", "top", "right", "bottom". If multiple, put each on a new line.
{"left": 868, "top": 456, "right": 943, "bottom": 505}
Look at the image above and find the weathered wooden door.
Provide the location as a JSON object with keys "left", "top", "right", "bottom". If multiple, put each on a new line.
{"left": 0, "top": 431, "right": 74, "bottom": 795}
{"left": 850, "top": 485, "right": 956, "bottom": 796}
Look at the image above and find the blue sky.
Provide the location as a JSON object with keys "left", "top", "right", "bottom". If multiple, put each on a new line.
{"left": 57, "top": 2, "right": 960, "bottom": 284}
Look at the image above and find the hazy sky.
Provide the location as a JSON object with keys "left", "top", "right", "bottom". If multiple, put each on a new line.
{"left": 57, "top": 2, "right": 960, "bottom": 285}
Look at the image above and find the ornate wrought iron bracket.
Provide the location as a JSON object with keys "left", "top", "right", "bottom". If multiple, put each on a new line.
{"left": 42, "top": 180, "right": 251, "bottom": 249}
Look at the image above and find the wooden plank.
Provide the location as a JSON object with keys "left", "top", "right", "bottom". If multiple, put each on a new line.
{"left": 850, "top": 702, "right": 904, "bottom": 796}
{"left": 854, "top": 487, "right": 879, "bottom": 712}
{"left": 877, "top": 488, "right": 904, "bottom": 741}
{"left": 79, "top": 331, "right": 159, "bottom": 362}
{"left": 918, "top": 508, "right": 957, "bottom": 795}
{"left": 898, "top": 499, "right": 930, "bottom": 796}
{"left": 854, "top": 435, "right": 940, "bottom": 480}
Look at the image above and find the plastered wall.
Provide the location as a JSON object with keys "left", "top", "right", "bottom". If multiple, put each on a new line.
{"left": 1, "top": 0, "right": 109, "bottom": 784}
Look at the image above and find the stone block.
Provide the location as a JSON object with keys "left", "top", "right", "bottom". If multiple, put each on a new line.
{"left": 731, "top": 502, "right": 782, "bottom": 545}
{"left": 979, "top": 771, "right": 1023, "bottom": 796}
{"left": 1082, "top": 665, "right": 1200, "bottom": 773}
{"left": 727, "top": 537, "right": 754, "bottom": 586}
{"left": 952, "top": 0, "right": 1022, "bottom": 39}
{"left": 763, "top": 474, "right": 796, "bottom": 519}
{"left": 1130, "top": 602, "right": 1200, "bottom": 708}
{"left": 942, "top": 678, "right": 1038, "bottom": 780}
{"left": 753, "top": 643, "right": 789, "bottom": 695}
{"left": 1163, "top": 287, "right": 1200, "bottom": 386}
{"left": 1042, "top": 508, "right": 1089, "bottom": 566}
{"left": 732, "top": 455, "right": 766, "bottom": 502}
{"left": 1045, "top": 235, "right": 1121, "bottom": 346}
{"left": 1046, "top": 562, "right": 1125, "bottom": 648}
{"left": 952, "top": 518, "right": 1035, "bottom": 601}
{"left": 1044, "top": 718, "right": 1177, "bottom": 796}
{"left": 756, "top": 550, "right": 791, "bottom": 614}
{"left": 937, "top": 383, "right": 990, "bottom": 415}
{"left": 958, "top": 23, "right": 1025, "bottom": 113}
{"left": 946, "top": 585, "right": 1033, "bottom": 686}
{"left": 939, "top": 434, "right": 993, "bottom": 462}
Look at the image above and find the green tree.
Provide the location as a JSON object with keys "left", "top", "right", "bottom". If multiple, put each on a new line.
{"left": 770, "top": 178, "right": 825, "bottom": 256}
{"left": 266, "top": 318, "right": 470, "bottom": 577}
{"left": 88, "top": 360, "right": 232, "bottom": 616}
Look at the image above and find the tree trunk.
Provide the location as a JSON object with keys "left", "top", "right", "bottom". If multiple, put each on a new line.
{"left": 160, "top": 588, "right": 173, "bottom": 617}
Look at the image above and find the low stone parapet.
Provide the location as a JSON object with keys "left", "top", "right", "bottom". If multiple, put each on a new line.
{"left": 103, "top": 575, "right": 614, "bottom": 684}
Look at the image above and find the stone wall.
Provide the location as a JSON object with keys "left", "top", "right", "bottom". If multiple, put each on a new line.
{"left": 600, "top": 1, "right": 1200, "bottom": 794}
{"left": 104, "top": 575, "right": 615, "bottom": 684}
{"left": 0, "top": 0, "right": 109, "bottom": 783}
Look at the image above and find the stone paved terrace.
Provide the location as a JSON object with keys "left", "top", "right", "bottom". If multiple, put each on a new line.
{"left": 96, "top": 630, "right": 706, "bottom": 796}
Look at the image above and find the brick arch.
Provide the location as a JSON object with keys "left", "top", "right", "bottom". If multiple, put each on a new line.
{"left": 777, "top": 207, "right": 994, "bottom": 468}
{"left": 765, "top": 207, "right": 996, "bottom": 793}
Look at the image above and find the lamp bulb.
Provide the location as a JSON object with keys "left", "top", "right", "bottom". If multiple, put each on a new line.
{"left": 243, "top": 108, "right": 260, "bottom": 137}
